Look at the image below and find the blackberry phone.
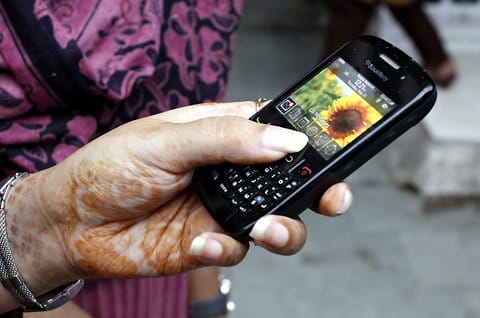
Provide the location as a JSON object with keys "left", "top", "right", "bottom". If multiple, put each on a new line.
{"left": 195, "top": 35, "right": 437, "bottom": 240}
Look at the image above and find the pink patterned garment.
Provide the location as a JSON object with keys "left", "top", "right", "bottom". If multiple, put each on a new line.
{"left": 0, "top": 0, "right": 243, "bottom": 317}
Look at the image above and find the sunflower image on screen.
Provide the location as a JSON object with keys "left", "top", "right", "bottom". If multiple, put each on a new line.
{"left": 321, "top": 94, "right": 381, "bottom": 147}
{"left": 282, "top": 63, "right": 385, "bottom": 160}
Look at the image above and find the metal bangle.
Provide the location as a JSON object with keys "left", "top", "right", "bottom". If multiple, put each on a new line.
{"left": 0, "top": 172, "right": 84, "bottom": 311}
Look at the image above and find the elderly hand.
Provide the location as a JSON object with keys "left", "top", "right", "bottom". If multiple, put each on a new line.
{"left": 5, "top": 101, "right": 352, "bottom": 299}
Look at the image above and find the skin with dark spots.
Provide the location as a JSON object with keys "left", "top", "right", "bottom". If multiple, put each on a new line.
{"left": 1, "top": 102, "right": 350, "bottom": 304}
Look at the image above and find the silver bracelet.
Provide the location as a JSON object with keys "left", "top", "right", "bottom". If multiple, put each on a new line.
{"left": 0, "top": 172, "right": 84, "bottom": 312}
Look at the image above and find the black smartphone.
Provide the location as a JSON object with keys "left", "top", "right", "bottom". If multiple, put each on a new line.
{"left": 195, "top": 35, "right": 437, "bottom": 240}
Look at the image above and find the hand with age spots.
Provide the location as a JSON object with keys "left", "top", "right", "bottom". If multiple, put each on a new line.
{"left": 2, "top": 101, "right": 352, "bottom": 310}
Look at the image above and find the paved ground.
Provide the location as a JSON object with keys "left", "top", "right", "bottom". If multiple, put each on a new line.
{"left": 223, "top": 2, "right": 480, "bottom": 317}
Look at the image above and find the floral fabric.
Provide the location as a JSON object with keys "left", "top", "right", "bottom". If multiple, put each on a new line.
{"left": 0, "top": 0, "right": 243, "bottom": 317}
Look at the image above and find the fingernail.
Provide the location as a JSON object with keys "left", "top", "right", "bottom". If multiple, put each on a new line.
{"left": 262, "top": 126, "right": 308, "bottom": 153}
{"left": 189, "top": 236, "right": 223, "bottom": 260}
{"left": 249, "top": 217, "right": 289, "bottom": 248}
{"left": 337, "top": 185, "right": 353, "bottom": 216}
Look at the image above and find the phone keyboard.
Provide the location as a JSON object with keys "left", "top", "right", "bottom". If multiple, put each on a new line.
{"left": 209, "top": 164, "right": 303, "bottom": 216}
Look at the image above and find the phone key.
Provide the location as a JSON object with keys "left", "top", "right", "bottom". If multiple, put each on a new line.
{"left": 237, "top": 185, "right": 250, "bottom": 194}
{"left": 218, "top": 182, "right": 233, "bottom": 198}
{"left": 229, "top": 197, "right": 241, "bottom": 207}
{"left": 256, "top": 181, "right": 268, "bottom": 191}
{"left": 250, "top": 175, "right": 265, "bottom": 185}
{"left": 269, "top": 170, "right": 283, "bottom": 180}
{"left": 249, "top": 195, "right": 266, "bottom": 207}
{"left": 285, "top": 180, "right": 300, "bottom": 191}
{"left": 260, "top": 202, "right": 270, "bottom": 210}
{"left": 244, "top": 169, "right": 259, "bottom": 178}
{"left": 291, "top": 164, "right": 314, "bottom": 179}
{"left": 264, "top": 186, "right": 278, "bottom": 197}
{"left": 272, "top": 194, "right": 282, "bottom": 202}
{"left": 224, "top": 167, "right": 236, "bottom": 176}
{"left": 263, "top": 166, "right": 274, "bottom": 174}
{"left": 255, "top": 195, "right": 266, "bottom": 204}
{"left": 211, "top": 169, "right": 221, "bottom": 183}
{"left": 273, "top": 191, "right": 285, "bottom": 201}
{"left": 243, "top": 192, "right": 255, "bottom": 200}
{"left": 238, "top": 205, "right": 249, "bottom": 214}
{"left": 277, "top": 175, "right": 291, "bottom": 186}
{"left": 230, "top": 179, "right": 244, "bottom": 188}
{"left": 227, "top": 173, "right": 240, "bottom": 182}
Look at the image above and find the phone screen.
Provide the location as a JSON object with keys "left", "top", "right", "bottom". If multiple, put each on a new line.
{"left": 196, "top": 36, "right": 436, "bottom": 239}
{"left": 275, "top": 58, "right": 398, "bottom": 160}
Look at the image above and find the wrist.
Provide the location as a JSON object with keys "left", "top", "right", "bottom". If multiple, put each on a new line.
{"left": 3, "top": 170, "right": 79, "bottom": 296}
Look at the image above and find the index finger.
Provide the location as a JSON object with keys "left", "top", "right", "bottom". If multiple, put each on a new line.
{"left": 153, "top": 101, "right": 259, "bottom": 123}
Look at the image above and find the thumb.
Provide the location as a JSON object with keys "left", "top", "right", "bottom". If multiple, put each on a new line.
{"left": 157, "top": 116, "right": 308, "bottom": 173}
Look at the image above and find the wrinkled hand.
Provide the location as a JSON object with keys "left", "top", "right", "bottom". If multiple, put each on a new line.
{"left": 7, "top": 101, "right": 352, "bottom": 296}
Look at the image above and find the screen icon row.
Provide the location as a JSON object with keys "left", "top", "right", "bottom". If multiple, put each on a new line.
{"left": 277, "top": 97, "right": 341, "bottom": 160}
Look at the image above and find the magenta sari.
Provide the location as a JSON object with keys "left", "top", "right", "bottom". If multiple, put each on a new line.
{"left": 0, "top": 1, "right": 243, "bottom": 316}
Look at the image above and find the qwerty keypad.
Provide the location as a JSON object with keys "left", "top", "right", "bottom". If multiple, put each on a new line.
{"left": 211, "top": 164, "right": 302, "bottom": 215}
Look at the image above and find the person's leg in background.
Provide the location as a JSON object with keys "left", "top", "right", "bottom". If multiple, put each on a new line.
{"left": 321, "top": 0, "right": 379, "bottom": 59}
{"left": 189, "top": 268, "right": 231, "bottom": 318}
{"left": 386, "top": 0, "right": 456, "bottom": 87}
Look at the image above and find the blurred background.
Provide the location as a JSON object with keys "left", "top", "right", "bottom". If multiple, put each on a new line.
{"left": 223, "top": 1, "right": 480, "bottom": 317}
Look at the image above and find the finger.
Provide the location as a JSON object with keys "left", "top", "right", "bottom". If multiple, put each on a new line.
{"left": 153, "top": 101, "right": 259, "bottom": 123}
{"left": 189, "top": 232, "right": 249, "bottom": 266}
{"left": 249, "top": 215, "right": 307, "bottom": 255}
{"left": 151, "top": 116, "right": 308, "bottom": 172}
{"left": 315, "top": 182, "right": 353, "bottom": 217}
